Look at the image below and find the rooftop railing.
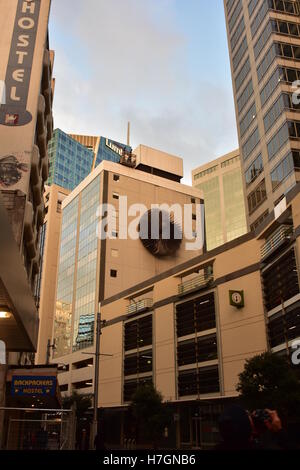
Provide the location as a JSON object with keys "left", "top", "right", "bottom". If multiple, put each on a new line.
{"left": 178, "top": 273, "right": 214, "bottom": 296}
{"left": 126, "top": 298, "right": 153, "bottom": 315}
{"left": 260, "top": 224, "right": 294, "bottom": 261}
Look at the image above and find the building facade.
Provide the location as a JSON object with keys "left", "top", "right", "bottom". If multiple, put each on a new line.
{"left": 192, "top": 149, "right": 247, "bottom": 251}
{"left": 224, "top": 0, "right": 300, "bottom": 230}
{"left": 99, "top": 184, "right": 300, "bottom": 449}
{"left": 47, "top": 129, "right": 132, "bottom": 191}
{"left": 51, "top": 146, "right": 202, "bottom": 396}
{"left": 0, "top": 0, "right": 53, "bottom": 353}
{"left": 35, "top": 184, "right": 70, "bottom": 364}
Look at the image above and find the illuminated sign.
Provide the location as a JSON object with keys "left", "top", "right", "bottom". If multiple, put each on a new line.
{"left": 11, "top": 375, "right": 56, "bottom": 396}
{"left": 0, "top": 0, "right": 41, "bottom": 127}
{"left": 229, "top": 290, "right": 245, "bottom": 308}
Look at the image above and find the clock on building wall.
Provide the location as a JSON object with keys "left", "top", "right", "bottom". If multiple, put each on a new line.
{"left": 229, "top": 290, "right": 245, "bottom": 309}
{"left": 139, "top": 208, "right": 182, "bottom": 257}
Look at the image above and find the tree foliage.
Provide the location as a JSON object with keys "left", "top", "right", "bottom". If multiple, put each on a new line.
{"left": 130, "top": 383, "right": 171, "bottom": 446}
{"left": 62, "top": 391, "right": 92, "bottom": 417}
{"left": 237, "top": 352, "right": 300, "bottom": 418}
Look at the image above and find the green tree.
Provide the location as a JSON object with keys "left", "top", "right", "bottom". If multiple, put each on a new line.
{"left": 130, "top": 383, "right": 171, "bottom": 448}
{"left": 62, "top": 391, "right": 92, "bottom": 417}
{"left": 237, "top": 352, "right": 300, "bottom": 419}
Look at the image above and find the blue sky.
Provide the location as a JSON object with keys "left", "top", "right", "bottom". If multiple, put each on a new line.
{"left": 49, "top": 0, "right": 238, "bottom": 183}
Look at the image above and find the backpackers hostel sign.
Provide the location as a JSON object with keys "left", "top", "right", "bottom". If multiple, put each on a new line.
{"left": 0, "top": 0, "right": 41, "bottom": 127}
{"left": 11, "top": 376, "right": 57, "bottom": 396}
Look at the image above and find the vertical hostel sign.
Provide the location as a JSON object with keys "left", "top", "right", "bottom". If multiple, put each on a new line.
{"left": 0, "top": 0, "right": 41, "bottom": 127}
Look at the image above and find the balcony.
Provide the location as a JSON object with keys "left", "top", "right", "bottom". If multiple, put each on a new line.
{"left": 126, "top": 299, "right": 153, "bottom": 316}
{"left": 178, "top": 273, "right": 214, "bottom": 296}
{"left": 261, "top": 224, "right": 294, "bottom": 261}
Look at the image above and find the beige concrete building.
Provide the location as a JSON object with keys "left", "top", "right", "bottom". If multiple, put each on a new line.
{"left": 35, "top": 184, "right": 70, "bottom": 365}
{"left": 224, "top": 0, "right": 300, "bottom": 230}
{"left": 192, "top": 149, "right": 247, "bottom": 250}
{"left": 0, "top": 0, "right": 53, "bottom": 354}
{"left": 98, "top": 184, "right": 300, "bottom": 448}
{"left": 51, "top": 145, "right": 203, "bottom": 396}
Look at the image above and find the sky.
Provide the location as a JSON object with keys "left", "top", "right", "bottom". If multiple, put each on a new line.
{"left": 49, "top": 0, "right": 238, "bottom": 184}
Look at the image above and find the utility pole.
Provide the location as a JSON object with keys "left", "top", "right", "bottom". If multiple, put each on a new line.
{"left": 92, "top": 308, "right": 101, "bottom": 446}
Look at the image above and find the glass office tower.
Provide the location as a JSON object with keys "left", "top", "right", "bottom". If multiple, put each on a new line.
{"left": 192, "top": 150, "right": 247, "bottom": 251}
{"left": 224, "top": 0, "right": 300, "bottom": 229}
{"left": 47, "top": 129, "right": 131, "bottom": 191}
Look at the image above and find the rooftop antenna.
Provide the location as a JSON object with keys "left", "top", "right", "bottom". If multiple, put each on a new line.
{"left": 127, "top": 122, "right": 130, "bottom": 147}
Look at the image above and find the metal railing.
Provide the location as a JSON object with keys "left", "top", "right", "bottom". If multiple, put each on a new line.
{"left": 178, "top": 273, "right": 214, "bottom": 296}
{"left": 126, "top": 299, "right": 153, "bottom": 315}
{"left": 260, "top": 224, "right": 293, "bottom": 260}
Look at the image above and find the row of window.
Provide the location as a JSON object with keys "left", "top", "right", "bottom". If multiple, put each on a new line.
{"left": 235, "top": 57, "right": 251, "bottom": 92}
{"left": 176, "top": 293, "right": 216, "bottom": 338}
{"left": 231, "top": 17, "right": 245, "bottom": 52}
{"left": 260, "top": 66, "right": 300, "bottom": 107}
{"left": 240, "top": 101, "right": 257, "bottom": 138}
{"left": 255, "top": 18, "right": 300, "bottom": 61}
{"left": 258, "top": 41, "right": 300, "bottom": 82}
{"left": 229, "top": 0, "right": 243, "bottom": 33}
{"left": 268, "top": 301, "right": 300, "bottom": 348}
{"left": 194, "top": 165, "right": 218, "bottom": 180}
{"left": 247, "top": 179, "right": 267, "bottom": 214}
{"left": 221, "top": 155, "right": 240, "bottom": 167}
{"left": 233, "top": 35, "right": 248, "bottom": 71}
{"left": 242, "top": 126, "right": 260, "bottom": 161}
{"left": 271, "top": 150, "right": 300, "bottom": 190}
{"left": 262, "top": 248, "right": 299, "bottom": 311}
{"left": 248, "top": 0, "right": 260, "bottom": 17}
{"left": 237, "top": 79, "right": 254, "bottom": 114}
{"left": 251, "top": 0, "right": 268, "bottom": 38}
{"left": 268, "top": 0, "right": 299, "bottom": 16}
{"left": 245, "top": 153, "right": 263, "bottom": 187}
{"left": 267, "top": 121, "right": 290, "bottom": 161}
{"left": 250, "top": 209, "right": 269, "bottom": 231}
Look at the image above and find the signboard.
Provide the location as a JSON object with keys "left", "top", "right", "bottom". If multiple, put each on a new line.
{"left": 11, "top": 375, "right": 56, "bottom": 396}
{"left": 229, "top": 290, "right": 245, "bottom": 309}
{"left": 0, "top": 0, "right": 41, "bottom": 127}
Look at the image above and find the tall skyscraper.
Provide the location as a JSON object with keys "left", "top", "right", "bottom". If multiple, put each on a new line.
{"left": 192, "top": 149, "right": 247, "bottom": 251}
{"left": 224, "top": 0, "right": 300, "bottom": 230}
{"left": 47, "top": 129, "right": 132, "bottom": 191}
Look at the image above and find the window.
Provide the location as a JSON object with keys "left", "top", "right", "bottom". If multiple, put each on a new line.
{"left": 250, "top": 210, "right": 269, "bottom": 231}
{"left": 226, "top": 0, "right": 236, "bottom": 15}
{"left": 260, "top": 67, "right": 288, "bottom": 107}
{"left": 111, "top": 248, "right": 119, "bottom": 258}
{"left": 228, "top": 0, "right": 243, "bottom": 33}
{"left": 254, "top": 21, "right": 273, "bottom": 59}
{"left": 267, "top": 0, "right": 299, "bottom": 16}
{"left": 176, "top": 293, "right": 216, "bottom": 338}
{"left": 177, "top": 334, "right": 218, "bottom": 367}
{"left": 235, "top": 57, "right": 250, "bottom": 92}
{"left": 124, "top": 349, "right": 152, "bottom": 376}
{"left": 237, "top": 79, "right": 253, "bottom": 114}
{"left": 267, "top": 121, "right": 290, "bottom": 161}
{"left": 124, "top": 314, "right": 152, "bottom": 351}
{"left": 191, "top": 197, "right": 196, "bottom": 204}
{"left": 248, "top": 0, "right": 259, "bottom": 17}
{"left": 194, "top": 165, "right": 218, "bottom": 180}
{"left": 257, "top": 44, "right": 276, "bottom": 82}
{"left": 262, "top": 249, "right": 299, "bottom": 311}
{"left": 247, "top": 179, "right": 267, "bottom": 214}
{"left": 231, "top": 17, "right": 245, "bottom": 52}
{"left": 110, "top": 269, "right": 117, "bottom": 278}
{"left": 245, "top": 153, "right": 263, "bottom": 186}
{"left": 271, "top": 150, "right": 300, "bottom": 190}
{"left": 251, "top": 1, "right": 268, "bottom": 38}
{"left": 242, "top": 126, "right": 260, "bottom": 161}
{"left": 178, "top": 366, "right": 219, "bottom": 397}
{"left": 269, "top": 301, "right": 300, "bottom": 348}
{"left": 240, "top": 101, "right": 257, "bottom": 137}
{"left": 113, "top": 174, "right": 120, "bottom": 181}
{"left": 232, "top": 36, "right": 248, "bottom": 71}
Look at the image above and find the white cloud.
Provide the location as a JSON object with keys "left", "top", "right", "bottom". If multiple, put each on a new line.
{"left": 49, "top": 0, "right": 238, "bottom": 183}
